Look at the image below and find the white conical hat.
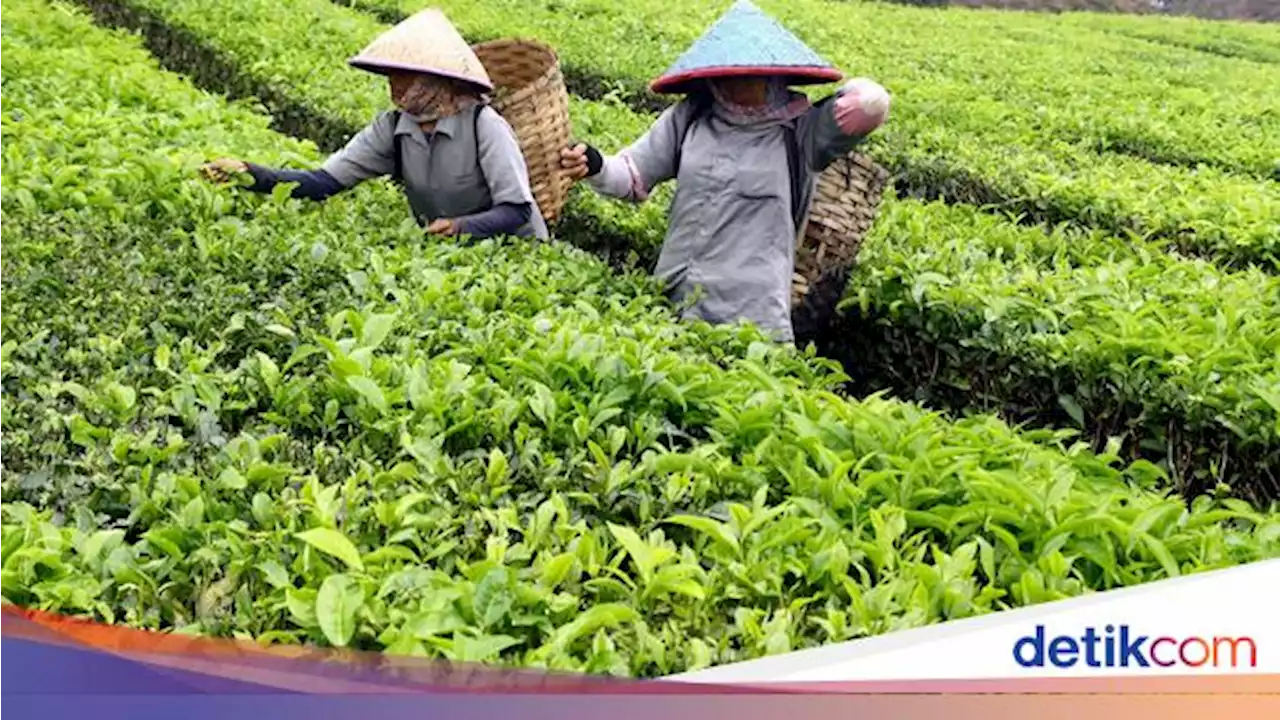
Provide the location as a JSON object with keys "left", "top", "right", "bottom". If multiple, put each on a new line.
{"left": 348, "top": 8, "right": 493, "bottom": 91}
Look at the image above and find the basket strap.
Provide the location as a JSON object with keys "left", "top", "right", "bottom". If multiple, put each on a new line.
{"left": 784, "top": 120, "right": 811, "bottom": 248}
{"left": 472, "top": 103, "right": 487, "bottom": 189}
{"left": 391, "top": 110, "right": 404, "bottom": 185}
{"left": 672, "top": 94, "right": 711, "bottom": 178}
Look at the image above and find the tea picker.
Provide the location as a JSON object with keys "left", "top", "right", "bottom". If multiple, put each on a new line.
{"left": 201, "top": 9, "right": 573, "bottom": 241}
{"left": 560, "top": 0, "right": 892, "bottom": 345}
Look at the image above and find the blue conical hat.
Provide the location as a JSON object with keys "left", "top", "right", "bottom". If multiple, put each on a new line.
{"left": 650, "top": 0, "right": 843, "bottom": 94}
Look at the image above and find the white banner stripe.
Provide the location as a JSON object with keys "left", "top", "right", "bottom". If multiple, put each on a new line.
{"left": 669, "top": 560, "right": 1280, "bottom": 683}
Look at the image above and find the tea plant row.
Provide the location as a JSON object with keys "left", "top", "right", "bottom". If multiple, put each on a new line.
{"left": 69, "top": 0, "right": 1280, "bottom": 497}
{"left": 346, "top": 0, "right": 1280, "bottom": 267}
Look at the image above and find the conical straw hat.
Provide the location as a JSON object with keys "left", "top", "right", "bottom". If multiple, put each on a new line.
{"left": 348, "top": 8, "right": 493, "bottom": 91}
{"left": 651, "top": 0, "right": 842, "bottom": 94}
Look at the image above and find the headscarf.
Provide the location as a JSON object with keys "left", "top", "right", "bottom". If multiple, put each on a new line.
{"left": 705, "top": 77, "right": 811, "bottom": 126}
{"left": 395, "top": 73, "right": 487, "bottom": 124}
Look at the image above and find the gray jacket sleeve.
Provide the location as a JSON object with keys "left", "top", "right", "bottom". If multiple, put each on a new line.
{"left": 586, "top": 103, "right": 686, "bottom": 203}
{"left": 320, "top": 112, "right": 398, "bottom": 187}
{"left": 475, "top": 106, "right": 538, "bottom": 208}
{"left": 797, "top": 89, "right": 867, "bottom": 174}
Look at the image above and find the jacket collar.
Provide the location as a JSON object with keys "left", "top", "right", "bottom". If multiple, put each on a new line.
{"left": 393, "top": 109, "right": 465, "bottom": 143}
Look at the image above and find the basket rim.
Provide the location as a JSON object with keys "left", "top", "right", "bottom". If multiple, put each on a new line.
{"left": 473, "top": 38, "right": 564, "bottom": 112}
{"left": 472, "top": 37, "right": 561, "bottom": 65}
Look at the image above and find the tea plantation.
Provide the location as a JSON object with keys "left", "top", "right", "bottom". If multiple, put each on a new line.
{"left": 3, "top": 0, "right": 1278, "bottom": 677}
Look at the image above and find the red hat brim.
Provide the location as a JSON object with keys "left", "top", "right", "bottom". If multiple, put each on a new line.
{"left": 650, "top": 65, "right": 844, "bottom": 94}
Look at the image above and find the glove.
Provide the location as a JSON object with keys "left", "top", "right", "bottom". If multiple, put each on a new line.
{"left": 583, "top": 144, "right": 603, "bottom": 176}
{"left": 845, "top": 78, "right": 890, "bottom": 117}
{"left": 560, "top": 143, "right": 604, "bottom": 179}
{"left": 834, "top": 78, "right": 891, "bottom": 136}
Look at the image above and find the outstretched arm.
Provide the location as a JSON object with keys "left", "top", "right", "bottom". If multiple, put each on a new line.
{"left": 201, "top": 158, "right": 344, "bottom": 200}
{"left": 799, "top": 78, "right": 891, "bottom": 173}
{"left": 243, "top": 164, "right": 346, "bottom": 200}
{"left": 560, "top": 103, "right": 686, "bottom": 203}
{"left": 203, "top": 112, "right": 398, "bottom": 199}
{"left": 319, "top": 111, "right": 397, "bottom": 188}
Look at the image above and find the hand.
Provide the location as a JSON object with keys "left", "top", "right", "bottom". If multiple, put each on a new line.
{"left": 834, "top": 78, "right": 891, "bottom": 137}
{"left": 201, "top": 158, "right": 248, "bottom": 183}
{"left": 560, "top": 142, "right": 593, "bottom": 180}
{"left": 847, "top": 78, "right": 890, "bottom": 119}
{"left": 426, "top": 218, "right": 457, "bottom": 236}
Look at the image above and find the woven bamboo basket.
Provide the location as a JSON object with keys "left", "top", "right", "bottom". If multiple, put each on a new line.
{"left": 790, "top": 151, "right": 890, "bottom": 327}
{"left": 472, "top": 39, "right": 573, "bottom": 225}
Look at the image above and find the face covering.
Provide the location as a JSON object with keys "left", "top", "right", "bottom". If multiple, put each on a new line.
{"left": 395, "top": 74, "right": 484, "bottom": 123}
{"left": 706, "top": 77, "right": 811, "bottom": 124}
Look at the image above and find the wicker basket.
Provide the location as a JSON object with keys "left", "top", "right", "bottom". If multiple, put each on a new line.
{"left": 792, "top": 151, "right": 890, "bottom": 304}
{"left": 790, "top": 151, "right": 891, "bottom": 339}
{"left": 472, "top": 39, "right": 573, "bottom": 225}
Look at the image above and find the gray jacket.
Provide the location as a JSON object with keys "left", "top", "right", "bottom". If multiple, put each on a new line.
{"left": 587, "top": 91, "right": 863, "bottom": 342}
{"left": 323, "top": 106, "right": 548, "bottom": 239}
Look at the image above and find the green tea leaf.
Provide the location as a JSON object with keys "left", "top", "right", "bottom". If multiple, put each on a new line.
{"left": 539, "top": 553, "right": 577, "bottom": 588}
{"left": 80, "top": 529, "right": 124, "bottom": 562}
{"left": 1137, "top": 532, "right": 1181, "bottom": 578}
{"left": 254, "top": 351, "right": 280, "bottom": 389}
{"left": 452, "top": 634, "right": 521, "bottom": 662}
{"left": 542, "top": 603, "right": 638, "bottom": 654}
{"left": 315, "top": 574, "right": 362, "bottom": 647}
{"left": 486, "top": 448, "right": 509, "bottom": 486}
{"left": 359, "top": 312, "right": 397, "bottom": 349}
{"left": 608, "top": 523, "right": 671, "bottom": 585}
{"left": 664, "top": 515, "right": 739, "bottom": 556}
{"left": 257, "top": 560, "right": 292, "bottom": 590}
{"left": 1057, "top": 395, "right": 1085, "bottom": 428}
{"left": 472, "top": 568, "right": 513, "bottom": 630}
{"left": 296, "top": 527, "right": 364, "bottom": 572}
{"left": 346, "top": 376, "right": 387, "bottom": 414}
{"left": 217, "top": 467, "right": 247, "bottom": 491}
{"left": 286, "top": 587, "right": 317, "bottom": 627}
